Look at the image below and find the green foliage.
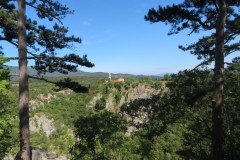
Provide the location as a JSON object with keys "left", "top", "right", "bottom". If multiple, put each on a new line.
{"left": 30, "top": 129, "right": 50, "bottom": 151}
{"left": 0, "top": 56, "right": 14, "bottom": 158}
{"left": 26, "top": 86, "right": 92, "bottom": 156}
{"left": 0, "top": 0, "right": 94, "bottom": 75}
{"left": 0, "top": 91, "right": 14, "bottom": 159}
{"left": 41, "top": 93, "right": 90, "bottom": 127}
{"left": 121, "top": 70, "right": 212, "bottom": 159}
{"left": 163, "top": 74, "right": 171, "bottom": 81}
{"left": 152, "top": 79, "right": 163, "bottom": 90}
{"left": 121, "top": 69, "right": 240, "bottom": 159}
{"left": 113, "top": 90, "right": 121, "bottom": 105}
{"left": 94, "top": 98, "right": 106, "bottom": 111}
{"left": 145, "top": 3, "right": 240, "bottom": 158}
{"left": 4, "top": 70, "right": 240, "bottom": 159}
{"left": 113, "top": 82, "right": 122, "bottom": 92}
{"left": 70, "top": 111, "right": 128, "bottom": 159}
{"left": 0, "top": 80, "right": 9, "bottom": 90}
{"left": 145, "top": 1, "right": 240, "bottom": 62}
{"left": 139, "top": 76, "right": 152, "bottom": 83}
{"left": 150, "top": 123, "right": 187, "bottom": 160}
{"left": 30, "top": 125, "right": 75, "bottom": 155}
{"left": 223, "top": 71, "right": 240, "bottom": 159}
{"left": 227, "top": 57, "right": 240, "bottom": 73}
{"left": 0, "top": 56, "right": 10, "bottom": 90}
{"left": 55, "top": 77, "right": 89, "bottom": 93}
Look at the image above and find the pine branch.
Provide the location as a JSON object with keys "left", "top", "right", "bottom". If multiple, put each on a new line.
{"left": 4, "top": 39, "right": 37, "bottom": 57}
{"left": 192, "top": 17, "right": 213, "bottom": 30}
{"left": 0, "top": 36, "right": 9, "bottom": 40}
{"left": 192, "top": 56, "right": 215, "bottom": 70}
{"left": 224, "top": 62, "right": 232, "bottom": 65}
{"left": 28, "top": 75, "right": 56, "bottom": 84}
{"left": 211, "top": 0, "right": 219, "bottom": 12}
{"left": 28, "top": 75, "right": 88, "bottom": 93}
{"left": 188, "top": 24, "right": 201, "bottom": 35}
{"left": 25, "top": 2, "right": 63, "bottom": 24}
{"left": 6, "top": 56, "right": 36, "bottom": 60}
{"left": 225, "top": 31, "right": 240, "bottom": 44}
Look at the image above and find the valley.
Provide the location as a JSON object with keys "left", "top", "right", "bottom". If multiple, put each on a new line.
{"left": 5, "top": 75, "right": 164, "bottom": 159}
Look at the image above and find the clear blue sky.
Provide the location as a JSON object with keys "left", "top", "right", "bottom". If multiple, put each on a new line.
{"left": 6, "top": 0, "right": 239, "bottom": 75}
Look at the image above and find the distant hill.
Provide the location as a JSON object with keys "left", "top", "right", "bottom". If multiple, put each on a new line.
{"left": 9, "top": 66, "right": 141, "bottom": 80}
{"left": 9, "top": 66, "right": 101, "bottom": 77}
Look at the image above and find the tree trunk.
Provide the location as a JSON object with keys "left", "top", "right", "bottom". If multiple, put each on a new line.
{"left": 212, "top": 0, "right": 226, "bottom": 159}
{"left": 18, "top": 0, "right": 30, "bottom": 159}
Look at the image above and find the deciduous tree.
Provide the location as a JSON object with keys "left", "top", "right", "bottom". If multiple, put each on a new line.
{"left": 0, "top": 55, "right": 14, "bottom": 159}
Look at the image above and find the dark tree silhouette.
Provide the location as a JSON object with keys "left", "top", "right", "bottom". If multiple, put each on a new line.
{"left": 145, "top": 1, "right": 240, "bottom": 159}
{"left": 1, "top": 0, "right": 94, "bottom": 159}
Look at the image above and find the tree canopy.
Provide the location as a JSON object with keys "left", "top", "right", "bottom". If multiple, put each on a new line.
{"left": 145, "top": 1, "right": 240, "bottom": 67}
{"left": 0, "top": 55, "right": 14, "bottom": 159}
{"left": 1, "top": 0, "right": 94, "bottom": 159}
{"left": 0, "top": 0, "right": 94, "bottom": 75}
{"left": 145, "top": 1, "right": 240, "bottom": 159}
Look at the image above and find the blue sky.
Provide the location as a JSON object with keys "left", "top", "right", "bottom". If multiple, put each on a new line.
{"left": 6, "top": 0, "right": 239, "bottom": 75}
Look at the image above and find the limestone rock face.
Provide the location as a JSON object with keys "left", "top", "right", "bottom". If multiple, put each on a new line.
{"left": 126, "top": 84, "right": 161, "bottom": 102}
{"left": 31, "top": 148, "right": 57, "bottom": 160}
{"left": 87, "top": 83, "right": 161, "bottom": 112}
{"left": 86, "top": 93, "right": 102, "bottom": 108}
{"left": 12, "top": 148, "right": 67, "bottom": 160}
{"left": 105, "top": 93, "right": 114, "bottom": 111}
{"left": 30, "top": 114, "right": 55, "bottom": 137}
{"left": 3, "top": 155, "right": 14, "bottom": 160}
{"left": 29, "top": 100, "right": 44, "bottom": 110}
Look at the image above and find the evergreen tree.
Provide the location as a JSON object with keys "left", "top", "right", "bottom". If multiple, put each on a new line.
{"left": 1, "top": 0, "right": 94, "bottom": 159}
{"left": 145, "top": 1, "right": 240, "bottom": 159}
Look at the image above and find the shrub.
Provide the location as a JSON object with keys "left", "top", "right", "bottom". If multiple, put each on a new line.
{"left": 94, "top": 98, "right": 106, "bottom": 111}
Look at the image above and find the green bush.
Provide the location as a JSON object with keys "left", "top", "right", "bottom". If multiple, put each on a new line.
{"left": 94, "top": 98, "right": 106, "bottom": 111}
{"left": 114, "top": 82, "right": 122, "bottom": 92}
{"left": 113, "top": 91, "right": 121, "bottom": 104}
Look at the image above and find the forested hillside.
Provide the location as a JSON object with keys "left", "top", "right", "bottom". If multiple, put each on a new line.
{"left": 2, "top": 69, "right": 240, "bottom": 159}
{"left": 3, "top": 75, "right": 164, "bottom": 159}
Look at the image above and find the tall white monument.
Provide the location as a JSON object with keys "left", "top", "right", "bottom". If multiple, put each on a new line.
{"left": 109, "top": 73, "right": 112, "bottom": 82}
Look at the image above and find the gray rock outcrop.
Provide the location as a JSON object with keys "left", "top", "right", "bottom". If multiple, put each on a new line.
{"left": 86, "top": 93, "right": 102, "bottom": 108}
{"left": 29, "top": 100, "right": 44, "bottom": 110}
{"left": 126, "top": 84, "right": 161, "bottom": 102}
{"left": 30, "top": 114, "right": 55, "bottom": 137}
{"left": 12, "top": 148, "right": 67, "bottom": 160}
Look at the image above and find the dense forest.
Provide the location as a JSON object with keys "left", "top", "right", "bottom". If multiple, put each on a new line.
{"left": 1, "top": 0, "right": 240, "bottom": 160}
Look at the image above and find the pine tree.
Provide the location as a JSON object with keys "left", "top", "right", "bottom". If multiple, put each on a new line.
{"left": 1, "top": 0, "right": 94, "bottom": 159}
{"left": 145, "top": 1, "right": 240, "bottom": 159}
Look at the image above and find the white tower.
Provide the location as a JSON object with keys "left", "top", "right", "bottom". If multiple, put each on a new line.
{"left": 109, "top": 73, "right": 112, "bottom": 82}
